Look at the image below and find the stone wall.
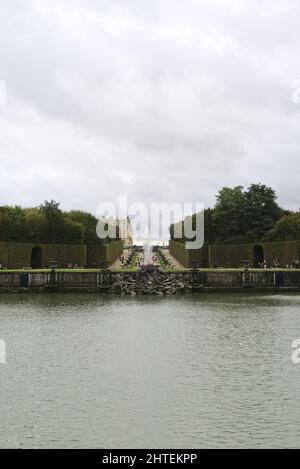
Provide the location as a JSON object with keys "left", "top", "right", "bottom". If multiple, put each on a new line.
{"left": 0, "top": 269, "right": 299, "bottom": 293}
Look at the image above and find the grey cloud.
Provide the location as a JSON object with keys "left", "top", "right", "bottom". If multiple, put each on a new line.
{"left": 0, "top": 0, "right": 299, "bottom": 214}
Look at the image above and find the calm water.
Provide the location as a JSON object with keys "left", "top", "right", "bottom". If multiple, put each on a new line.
{"left": 0, "top": 293, "right": 300, "bottom": 449}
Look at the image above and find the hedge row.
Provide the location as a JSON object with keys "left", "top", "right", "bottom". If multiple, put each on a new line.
{"left": 170, "top": 240, "right": 300, "bottom": 268}
{"left": 209, "top": 241, "right": 300, "bottom": 267}
{"left": 41, "top": 244, "right": 86, "bottom": 268}
{"left": 0, "top": 242, "right": 32, "bottom": 268}
{"left": 0, "top": 240, "right": 123, "bottom": 269}
{"left": 105, "top": 240, "right": 124, "bottom": 265}
{"left": 86, "top": 240, "right": 123, "bottom": 268}
{"left": 169, "top": 240, "right": 208, "bottom": 268}
{"left": 0, "top": 242, "right": 87, "bottom": 268}
{"left": 263, "top": 240, "right": 300, "bottom": 266}
{"left": 209, "top": 244, "right": 253, "bottom": 268}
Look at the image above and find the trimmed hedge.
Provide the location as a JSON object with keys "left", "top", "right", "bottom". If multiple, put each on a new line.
{"left": 170, "top": 240, "right": 300, "bottom": 268}
{"left": 169, "top": 240, "right": 209, "bottom": 268}
{"left": 262, "top": 240, "right": 300, "bottom": 266}
{"left": 209, "top": 241, "right": 300, "bottom": 267}
{"left": 86, "top": 240, "right": 123, "bottom": 267}
{"left": 0, "top": 242, "right": 86, "bottom": 268}
{"left": 106, "top": 240, "right": 124, "bottom": 265}
{"left": 208, "top": 244, "right": 253, "bottom": 268}
{"left": 0, "top": 242, "right": 32, "bottom": 268}
{"left": 41, "top": 244, "right": 86, "bottom": 268}
{"left": 0, "top": 241, "right": 123, "bottom": 269}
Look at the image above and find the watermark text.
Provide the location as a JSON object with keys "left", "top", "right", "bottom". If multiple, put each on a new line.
{"left": 291, "top": 339, "right": 300, "bottom": 364}
{"left": 0, "top": 340, "right": 6, "bottom": 364}
{"left": 95, "top": 196, "right": 204, "bottom": 249}
{"left": 291, "top": 79, "right": 300, "bottom": 104}
{"left": 0, "top": 79, "right": 6, "bottom": 104}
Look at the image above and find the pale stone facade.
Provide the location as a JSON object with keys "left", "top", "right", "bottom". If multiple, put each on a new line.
{"left": 107, "top": 218, "right": 133, "bottom": 247}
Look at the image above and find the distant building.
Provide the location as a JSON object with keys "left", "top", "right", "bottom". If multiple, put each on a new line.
{"left": 107, "top": 217, "right": 133, "bottom": 248}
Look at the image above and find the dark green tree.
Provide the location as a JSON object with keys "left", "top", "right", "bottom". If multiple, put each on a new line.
{"left": 204, "top": 208, "right": 215, "bottom": 245}
{"left": 39, "top": 200, "right": 64, "bottom": 244}
{"left": 242, "top": 184, "right": 283, "bottom": 241}
{"left": 39, "top": 200, "right": 83, "bottom": 244}
{"left": 212, "top": 186, "right": 245, "bottom": 244}
{"left": 0, "top": 206, "right": 29, "bottom": 242}
{"left": 67, "top": 210, "right": 100, "bottom": 245}
{"left": 264, "top": 213, "right": 300, "bottom": 241}
{"left": 23, "top": 208, "right": 47, "bottom": 243}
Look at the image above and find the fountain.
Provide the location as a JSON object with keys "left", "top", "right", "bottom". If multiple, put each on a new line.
{"left": 110, "top": 264, "right": 191, "bottom": 295}
{"left": 143, "top": 242, "right": 153, "bottom": 265}
{"left": 107, "top": 231, "right": 191, "bottom": 294}
{"left": 141, "top": 226, "right": 153, "bottom": 266}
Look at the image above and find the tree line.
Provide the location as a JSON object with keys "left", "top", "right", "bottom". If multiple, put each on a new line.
{"left": 170, "top": 184, "right": 300, "bottom": 245}
{"left": 0, "top": 200, "right": 120, "bottom": 245}
{"left": 1, "top": 185, "right": 299, "bottom": 246}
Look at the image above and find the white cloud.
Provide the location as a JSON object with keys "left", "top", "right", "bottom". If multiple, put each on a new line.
{"left": 0, "top": 0, "right": 299, "bottom": 213}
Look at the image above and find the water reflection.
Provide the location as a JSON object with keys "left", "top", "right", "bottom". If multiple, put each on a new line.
{"left": 0, "top": 293, "right": 299, "bottom": 448}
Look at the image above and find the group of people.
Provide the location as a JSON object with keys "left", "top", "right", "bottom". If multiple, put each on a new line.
{"left": 63, "top": 263, "right": 81, "bottom": 269}
{"left": 285, "top": 259, "right": 299, "bottom": 269}
{"left": 258, "top": 259, "right": 299, "bottom": 269}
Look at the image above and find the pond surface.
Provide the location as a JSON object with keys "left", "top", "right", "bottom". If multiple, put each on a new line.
{"left": 0, "top": 293, "right": 300, "bottom": 448}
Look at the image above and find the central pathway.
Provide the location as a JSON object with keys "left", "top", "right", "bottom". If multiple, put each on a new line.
{"left": 110, "top": 247, "right": 186, "bottom": 269}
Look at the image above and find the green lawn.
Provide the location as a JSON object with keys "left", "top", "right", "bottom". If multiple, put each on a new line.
{"left": 162, "top": 268, "right": 300, "bottom": 273}
{"left": 0, "top": 267, "right": 299, "bottom": 274}
{"left": 0, "top": 268, "right": 138, "bottom": 273}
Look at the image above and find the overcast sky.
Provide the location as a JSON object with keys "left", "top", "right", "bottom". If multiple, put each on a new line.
{"left": 0, "top": 0, "right": 299, "bottom": 215}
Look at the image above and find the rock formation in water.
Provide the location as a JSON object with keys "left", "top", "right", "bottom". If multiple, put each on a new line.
{"left": 110, "top": 265, "right": 191, "bottom": 295}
